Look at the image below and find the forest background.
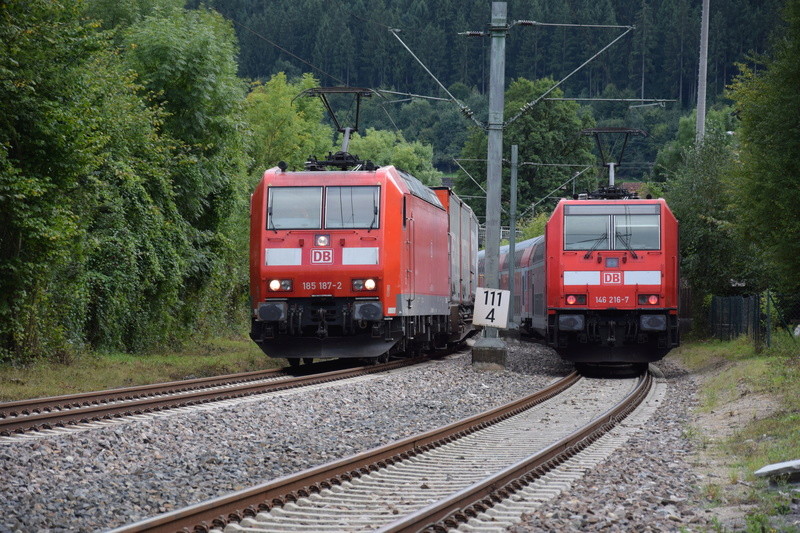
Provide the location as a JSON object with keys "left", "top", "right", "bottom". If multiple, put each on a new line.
{"left": 1, "top": 0, "right": 797, "bottom": 364}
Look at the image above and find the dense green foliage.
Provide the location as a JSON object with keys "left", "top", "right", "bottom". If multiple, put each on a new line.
{"left": 246, "top": 73, "right": 333, "bottom": 172}
{"left": 727, "top": 0, "right": 800, "bottom": 293}
{"left": 346, "top": 129, "right": 443, "bottom": 186}
{"left": 191, "top": 0, "right": 781, "bottom": 111}
{"left": 664, "top": 0, "right": 800, "bottom": 308}
{"left": 0, "top": 1, "right": 249, "bottom": 362}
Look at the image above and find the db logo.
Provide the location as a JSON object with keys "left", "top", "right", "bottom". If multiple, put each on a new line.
{"left": 311, "top": 249, "right": 333, "bottom": 264}
{"left": 602, "top": 272, "right": 622, "bottom": 284}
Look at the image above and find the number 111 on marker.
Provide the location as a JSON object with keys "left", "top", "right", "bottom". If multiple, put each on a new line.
{"left": 483, "top": 290, "right": 503, "bottom": 306}
{"left": 473, "top": 287, "right": 511, "bottom": 329}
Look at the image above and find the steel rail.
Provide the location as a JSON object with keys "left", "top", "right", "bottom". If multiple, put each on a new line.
{"left": 108, "top": 371, "right": 582, "bottom": 533}
{"left": 378, "top": 371, "right": 653, "bottom": 532}
{"left": 0, "top": 358, "right": 427, "bottom": 435}
{"left": 0, "top": 367, "right": 292, "bottom": 419}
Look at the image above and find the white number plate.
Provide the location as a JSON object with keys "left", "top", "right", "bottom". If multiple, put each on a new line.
{"left": 302, "top": 281, "right": 343, "bottom": 291}
{"left": 595, "top": 296, "right": 630, "bottom": 304}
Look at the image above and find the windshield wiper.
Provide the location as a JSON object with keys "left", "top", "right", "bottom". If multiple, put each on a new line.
{"left": 615, "top": 231, "right": 639, "bottom": 259}
{"left": 583, "top": 232, "right": 608, "bottom": 259}
{"left": 368, "top": 190, "right": 378, "bottom": 231}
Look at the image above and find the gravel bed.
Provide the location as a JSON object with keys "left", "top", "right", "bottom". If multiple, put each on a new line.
{"left": 0, "top": 342, "right": 715, "bottom": 533}
{"left": 0, "top": 341, "right": 570, "bottom": 532}
{"left": 511, "top": 357, "right": 716, "bottom": 532}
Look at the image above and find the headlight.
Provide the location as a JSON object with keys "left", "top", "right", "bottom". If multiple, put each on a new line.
{"left": 565, "top": 294, "right": 586, "bottom": 305}
{"left": 352, "top": 278, "right": 377, "bottom": 291}
{"left": 315, "top": 234, "right": 330, "bottom": 247}
{"left": 268, "top": 279, "right": 292, "bottom": 291}
{"left": 638, "top": 294, "right": 659, "bottom": 305}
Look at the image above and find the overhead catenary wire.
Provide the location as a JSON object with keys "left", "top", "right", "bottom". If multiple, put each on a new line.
{"left": 230, "top": 19, "right": 347, "bottom": 86}
{"left": 389, "top": 29, "right": 484, "bottom": 129}
{"left": 504, "top": 25, "right": 635, "bottom": 126}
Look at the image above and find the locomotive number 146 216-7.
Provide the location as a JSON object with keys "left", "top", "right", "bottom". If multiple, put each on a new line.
{"left": 302, "top": 281, "right": 343, "bottom": 291}
{"left": 594, "top": 295, "right": 630, "bottom": 304}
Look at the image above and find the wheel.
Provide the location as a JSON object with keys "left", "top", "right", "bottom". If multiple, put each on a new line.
{"left": 287, "top": 358, "right": 301, "bottom": 368}
{"left": 302, "top": 357, "right": 314, "bottom": 365}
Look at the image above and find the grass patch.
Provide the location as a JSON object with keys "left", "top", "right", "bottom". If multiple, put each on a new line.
{"left": 0, "top": 337, "right": 283, "bottom": 402}
{"left": 674, "top": 333, "right": 800, "bottom": 529}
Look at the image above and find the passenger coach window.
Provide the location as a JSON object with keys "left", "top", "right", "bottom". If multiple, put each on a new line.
{"left": 325, "top": 186, "right": 380, "bottom": 229}
{"left": 267, "top": 186, "right": 322, "bottom": 229}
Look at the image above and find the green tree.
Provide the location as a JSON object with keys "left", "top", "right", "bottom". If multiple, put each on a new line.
{"left": 122, "top": 7, "right": 249, "bottom": 226}
{"left": 728, "top": 0, "right": 800, "bottom": 292}
{"left": 245, "top": 73, "right": 333, "bottom": 172}
{"left": 0, "top": 0, "right": 108, "bottom": 360}
{"left": 346, "top": 129, "right": 443, "bottom": 186}
{"left": 518, "top": 211, "right": 550, "bottom": 240}
{"left": 122, "top": 6, "right": 252, "bottom": 334}
{"left": 0, "top": 1, "right": 195, "bottom": 360}
{"left": 654, "top": 107, "right": 736, "bottom": 181}
{"left": 665, "top": 132, "right": 762, "bottom": 302}
{"left": 83, "top": 0, "right": 185, "bottom": 31}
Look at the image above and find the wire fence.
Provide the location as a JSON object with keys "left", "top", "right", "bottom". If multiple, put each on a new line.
{"left": 709, "top": 292, "right": 800, "bottom": 350}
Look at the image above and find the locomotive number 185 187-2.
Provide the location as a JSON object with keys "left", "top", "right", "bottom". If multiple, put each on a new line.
{"left": 302, "top": 281, "right": 343, "bottom": 291}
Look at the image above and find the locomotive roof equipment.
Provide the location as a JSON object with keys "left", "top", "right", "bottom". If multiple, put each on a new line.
{"left": 580, "top": 127, "right": 648, "bottom": 200}
{"left": 294, "top": 86, "right": 382, "bottom": 171}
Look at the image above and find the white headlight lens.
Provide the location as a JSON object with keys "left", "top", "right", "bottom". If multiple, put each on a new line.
{"left": 364, "top": 278, "right": 376, "bottom": 290}
{"left": 269, "top": 279, "right": 281, "bottom": 291}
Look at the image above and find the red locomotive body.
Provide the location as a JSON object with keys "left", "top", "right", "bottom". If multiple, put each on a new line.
{"left": 249, "top": 165, "right": 478, "bottom": 364}
{"left": 543, "top": 198, "right": 680, "bottom": 361}
{"left": 490, "top": 197, "right": 680, "bottom": 364}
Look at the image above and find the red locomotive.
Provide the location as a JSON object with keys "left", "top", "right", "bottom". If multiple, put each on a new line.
{"left": 489, "top": 193, "right": 680, "bottom": 364}
{"left": 249, "top": 161, "right": 478, "bottom": 366}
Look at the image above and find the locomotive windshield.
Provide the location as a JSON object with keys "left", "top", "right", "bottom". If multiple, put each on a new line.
{"left": 564, "top": 204, "right": 660, "bottom": 251}
{"left": 326, "top": 186, "right": 380, "bottom": 229}
{"left": 267, "top": 185, "right": 380, "bottom": 230}
{"left": 268, "top": 186, "right": 322, "bottom": 229}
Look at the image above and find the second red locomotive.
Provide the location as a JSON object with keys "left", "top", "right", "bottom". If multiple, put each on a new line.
{"left": 486, "top": 194, "right": 680, "bottom": 364}
{"left": 249, "top": 161, "right": 478, "bottom": 365}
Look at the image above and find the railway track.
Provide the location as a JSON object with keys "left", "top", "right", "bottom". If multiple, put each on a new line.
{"left": 110, "top": 370, "right": 655, "bottom": 533}
{"left": 0, "top": 357, "right": 429, "bottom": 436}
